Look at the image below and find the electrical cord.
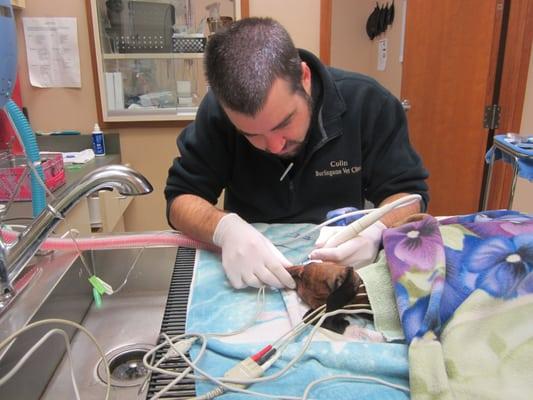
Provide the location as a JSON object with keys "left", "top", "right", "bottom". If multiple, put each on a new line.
{"left": 149, "top": 335, "right": 195, "bottom": 400}
{"left": 261, "top": 305, "right": 373, "bottom": 373}
{"left": 301, "top": 374, "right": 409, "bottom": 399}
{"left": 143, "top": 306, "right": 408, "bottom": 400}
{"left": 0, "top": 328, "right": 81, "bottom": 399}
{"left": 206, "top": 286, "right": 266, "bottom": 338}
{"left": 0, "top": 318, "right": 111, "bottom": 400}
{"left": 140, "top": 285, "right": 265, "bottom": 398}
{"left": 111, "top": 246, "right": 145, "bottom": 293}
{"left": 154, "top": 332, "right": 301, "bottom": 400}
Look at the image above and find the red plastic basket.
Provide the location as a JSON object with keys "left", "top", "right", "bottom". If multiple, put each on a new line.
{"left": 0, "top": 152, "right": 66, "bottom": 201}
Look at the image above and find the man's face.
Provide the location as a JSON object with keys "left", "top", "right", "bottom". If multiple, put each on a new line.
{"left": 223, "top": 62, "right": 313, "bottom": 159}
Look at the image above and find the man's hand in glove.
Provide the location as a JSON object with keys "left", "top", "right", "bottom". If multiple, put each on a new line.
{"left": 213, "top": 213, "right": 296, "bottom": 289}
{"left": 308, "top": 221, "right": 386, "bottom": 269}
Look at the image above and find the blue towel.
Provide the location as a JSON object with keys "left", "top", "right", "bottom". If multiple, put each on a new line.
{"left": 486, "top": 135, "right": 533, "bottom": 181}
{"left": 186, "top": 223, "right": 409, "bottom": 399}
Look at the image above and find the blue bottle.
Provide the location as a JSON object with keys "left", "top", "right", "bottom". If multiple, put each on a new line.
{"left": 91, "top": 123, "right": 106, "bottom": 156}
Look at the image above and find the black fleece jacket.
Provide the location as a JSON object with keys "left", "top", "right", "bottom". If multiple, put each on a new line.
{"left": 165, "top": 50, "right": 429, "bottom": 225}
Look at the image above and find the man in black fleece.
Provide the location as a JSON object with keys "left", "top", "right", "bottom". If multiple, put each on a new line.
{"left": 165, "top": 17, "right": 428, "bottom": 290}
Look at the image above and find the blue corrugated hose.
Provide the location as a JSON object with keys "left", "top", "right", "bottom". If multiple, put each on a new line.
{"left": 5, "top": 99, "right": 46, "bottom": 217}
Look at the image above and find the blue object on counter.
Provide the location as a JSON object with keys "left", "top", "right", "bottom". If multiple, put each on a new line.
{"left": 36, "top": 130, "right": 81, "bottom": 136}
{"left": 485, "top": 134, "right": 533, "bottom": 181}
{"left": 326, "top": 206, "right": 365, "bottom": 226}
{"left": 91, "top": 123, "right": 106, "bottom": 156}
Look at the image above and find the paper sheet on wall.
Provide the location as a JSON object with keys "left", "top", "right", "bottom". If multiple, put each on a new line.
{"left": 22, "top": 17, "right": 81, "bottom": 88}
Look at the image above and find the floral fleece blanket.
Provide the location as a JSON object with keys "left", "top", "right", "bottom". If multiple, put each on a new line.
{"left": 382, "top": 210, "right": 533, "bottom": 399}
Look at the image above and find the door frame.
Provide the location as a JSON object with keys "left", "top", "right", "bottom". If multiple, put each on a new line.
{"left": 485, "top": 0, "right": 533, "bottom": 209}
{"left": 320, "top": 0, "right": 332, "bottom": 64}
{"left": 321, "top": 0, "right": 533, "bottom": 211}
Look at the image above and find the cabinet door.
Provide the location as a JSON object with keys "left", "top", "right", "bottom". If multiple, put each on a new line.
{"left": 87, "top": 0, "right": 241, "bottom": 125}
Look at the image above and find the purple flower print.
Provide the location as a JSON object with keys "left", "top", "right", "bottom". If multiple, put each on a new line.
{"left": 465, "top": 234, "right": 533, "bottom": 298}
{"left": 517, "top": 271, "right": 533, "bottom": 295}
{"left": 388, "top": 217, "right": 444, "bottom": 271}
{"left": 500, "top": 220, "right": 533, "bottom": 236}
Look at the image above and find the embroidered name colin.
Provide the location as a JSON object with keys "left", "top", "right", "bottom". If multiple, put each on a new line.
{"left": 315, "top": 160, "right": 362, "bottom": 177}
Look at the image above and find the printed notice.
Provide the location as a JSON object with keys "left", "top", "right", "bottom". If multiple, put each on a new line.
{"left": 22, "top": 17, "right": 81, "bottom": 88}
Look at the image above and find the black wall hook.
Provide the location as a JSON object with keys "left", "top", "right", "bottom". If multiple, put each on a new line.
{"left": 366, "top": 1, "right": 395, "bottom": 40}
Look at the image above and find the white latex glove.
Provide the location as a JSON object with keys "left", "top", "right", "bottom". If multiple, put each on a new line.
{"left": 212, "top": 213, "right": 296, "bottom": 289}
{"left": 308, "top": 221, "right": 386, "bottom": 269}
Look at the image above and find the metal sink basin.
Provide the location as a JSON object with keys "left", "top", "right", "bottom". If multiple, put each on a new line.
{"left": 0, "top": 245, "right": 179, "bottom": 400}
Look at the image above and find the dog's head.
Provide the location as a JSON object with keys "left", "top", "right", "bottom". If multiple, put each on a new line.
{"left": 286, "top": 262, "right": 369, "bottom": 333}
{"left": 286, "top": 262, "right": 356, "bottom": 309}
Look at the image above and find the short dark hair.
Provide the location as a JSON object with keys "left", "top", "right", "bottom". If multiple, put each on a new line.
{"left": 204, "top": 17, "right": 303, "bottom": 115}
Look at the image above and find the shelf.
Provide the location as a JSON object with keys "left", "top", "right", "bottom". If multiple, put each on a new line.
{"left": 103, "top": 107, "right": 198, "bottom": 122}
{"left": 11, "top": 0, "right": 25, "bottom": 9}
{"left": 103, "top": 53, "right": 204, "bottom": 60}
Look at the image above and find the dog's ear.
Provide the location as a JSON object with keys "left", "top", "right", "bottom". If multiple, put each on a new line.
{"left": 286, "top": 265, "right": 304, "bottom": 279}
{"left": 321, "top": 315, "right": 350, "bottom": 334}
{"left": 318, "top": 269, "right": 356, "bottom": 335}
{"left": 326, "top": 268, "right": 356, "bottom": 313}
{"left": 329, "top": 268, "right": 350, "bottom": 292}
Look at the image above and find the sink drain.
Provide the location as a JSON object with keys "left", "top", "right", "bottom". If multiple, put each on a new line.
{"left": 97, "top": 344, "right": 153, "bottom": 387}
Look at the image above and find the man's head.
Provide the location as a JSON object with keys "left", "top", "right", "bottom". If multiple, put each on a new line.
{"left": 204, "top": 17, "right": 313, "bottom": 158}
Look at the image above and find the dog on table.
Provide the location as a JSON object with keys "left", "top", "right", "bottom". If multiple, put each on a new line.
{"left": 287, "top": 213, "right": 430, "bottom": 334}
{"left": 286, "top": 262, "right": 370, "bottom": 334}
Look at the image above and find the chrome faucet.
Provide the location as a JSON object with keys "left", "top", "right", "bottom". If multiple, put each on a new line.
{"left": 0, "top": 164, "right": 153, "bottom": 312}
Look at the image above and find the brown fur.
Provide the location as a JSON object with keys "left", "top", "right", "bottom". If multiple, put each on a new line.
{"left": 286, "top": 262, "right": 369, "bottom": 311}
{"left": 287, "top": 262, "right": 371, "bottom": 333}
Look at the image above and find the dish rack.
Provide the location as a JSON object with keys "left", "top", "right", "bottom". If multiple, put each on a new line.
{"left": 172, "top": 33, "right": 206, "bottom": 53}
{"left": 0, "top": 152, "right": 66, "bottom": 201}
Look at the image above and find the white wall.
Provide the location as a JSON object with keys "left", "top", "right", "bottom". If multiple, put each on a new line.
{"left": 331, "top": 0, "right": 404, "bottom": 97}
{"left": 249, "top": 0, "right": 320, "bottom": 56}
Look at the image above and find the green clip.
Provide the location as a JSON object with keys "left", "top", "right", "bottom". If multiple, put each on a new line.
{"left": 89, "top": 275, "right": 114, "bottom": 295}
{"left": 89, "top": 275, "right": 107, "bottom": 295}
{"left": 92, "top": 287, "right": 102, "bottom": 308}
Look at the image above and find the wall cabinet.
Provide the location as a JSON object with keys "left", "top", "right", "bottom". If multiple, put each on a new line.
{"left": 87, "top": 0, "right": 241, "bottom": 125}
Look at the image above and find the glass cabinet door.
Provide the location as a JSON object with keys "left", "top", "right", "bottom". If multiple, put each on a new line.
{"left": 88, "top": 0, "right": 240, "bottom": 124}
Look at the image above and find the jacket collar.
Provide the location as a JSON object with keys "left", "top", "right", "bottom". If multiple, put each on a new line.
{"left": 299, "top": 49, "right": 346, "bottom": 146}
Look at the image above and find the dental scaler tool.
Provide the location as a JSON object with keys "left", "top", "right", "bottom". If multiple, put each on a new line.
{"left": 324, "top": 194, "right": 422, "bottom": 247}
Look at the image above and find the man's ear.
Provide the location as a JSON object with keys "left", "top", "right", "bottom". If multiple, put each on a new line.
{"left": 301, "top": 62, "right": 312, "bottom": 95}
